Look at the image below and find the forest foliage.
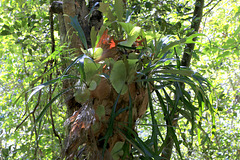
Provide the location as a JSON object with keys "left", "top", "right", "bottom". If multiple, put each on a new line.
{"left": 0, "top": 0, "right": 240, "bottom": 159}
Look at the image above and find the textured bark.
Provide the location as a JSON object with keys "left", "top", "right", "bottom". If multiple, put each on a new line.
{"left": 59, "top": 1, "right": 103, "bottom": 158}
{"left": 63, "top": 0, "right": 82, "bottom": 52}
{"left": 65, "top": 80, "right": 148, "bottom": 160}
{"left": 162, "top": 0, "right": 204, "bottom": 159}
{"left": 51, "top": 1, "right": 140, "bottom": 159}
{"left": 52, "top": 1, "right": 149, "bottom": 159}
{"left": 56, "top": 0, "right": 103, "bottom": 117}
{"left": 181, "top": 0, "right": 204, "bottom": 68}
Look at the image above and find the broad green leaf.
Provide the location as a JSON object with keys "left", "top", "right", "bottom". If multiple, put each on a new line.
{"left": 90, "top": 26, "right": 97, "bottom": 48}
{"left": 98, "top": 2, "right": 118, "bottom": 31}
{"left": 114, "top": 0, "right": 124, "bottom": 22}
{"left": 119, "top": 26, "right": 141, "bottom": 47}
{"left": 89, "top": 80, "right": 97, "bottom": 91}
{"left": 129, "top": 26, "right": 141, "bottom": 38}
{"left": 84, "top": 58, "right": 99, "bottom": 84}
{"left": 118, "top": 22, "right": 135, "bottom": 34}
{"left": 126, "top": 59, "right": 138, "bottom": 83}
{"left": 93, "top": 47, "right": 103, "bottom": 59}
{"left": 74, "top": 86, "right": 90, "bottom": 103}
{"left": 111, "top": 141, "right": 124, "bottom": 160}
{"left": 128, "top": 52, "right": 138, "bottom": 59}
{"left": 98, "top": 3, "right": 111, "bottom": 18}
{"left": 110, "top": 60, "right": 127, "bottom": 94}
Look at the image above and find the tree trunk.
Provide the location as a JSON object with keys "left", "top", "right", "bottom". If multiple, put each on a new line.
{"left": 51, "top": 1, "right": 149, "bottom": 159}
{"left": 181, "top": 0, "right": 204, "bottom": 68}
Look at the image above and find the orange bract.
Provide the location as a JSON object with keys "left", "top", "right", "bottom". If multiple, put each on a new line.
{"left": 94, "top": 29, "right": 145, "bottom": 62}
{"left": 97, "top": 30, "right": 145, "bottom": 49}
{"left": 96, "top": 29, "right": 120, "bottom": 49}
{"left": 96, "top": 29, "right": 112, "bottom": 48}
{"left": 109, "top": 39, "right": 116, "bottom": 49}
{"left": 95, "top": 29, "right": 119, "bottom": 62}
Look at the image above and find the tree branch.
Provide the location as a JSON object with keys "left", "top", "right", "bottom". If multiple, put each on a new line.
{"left": 161, "top": 1, "right": 205, "bottom": 159}
{"left": 203, "top": 0, "right": 222, "bottom": 17}
{"left": 181, "top": 0, "right": 204, "bottom": 67}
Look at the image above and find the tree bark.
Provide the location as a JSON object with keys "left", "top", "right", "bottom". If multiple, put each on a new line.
{"left": 50, "top": 0, "right": 103, "bottom": 159}
{"left": 161, "top": 0, "right": 204, "bottom": 159}
{"left": 59, "top": 1, "right": 149, "bottom": 159}
{"left": 181, "top": 0, "right": 204, "bottom": 68}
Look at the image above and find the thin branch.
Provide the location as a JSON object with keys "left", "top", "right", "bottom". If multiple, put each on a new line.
{"left": 15, "top": 114, "right": 30, "bottom": 131}
{"left": 15, "top": 85, "right": 42, "bottom": 131}
{"left": 183, "top": 0, "right": 217, "bottom": 16}
{"left": 204, "top": 0, "right": 214, "bottom": 8}
{"left": 48, "top": 39, "right": 62, "bottom": 147}
{"left": 32, "top": 112, "right": 39, "bottom": 158}
{"left": 49, "top": 3, "right": 56, "bottom": 53}
{"left": 15, "top": 63, "right": 49, "bottom": 131}
{"left": 50, "top": 105, "right": 62, "bottom": 147}
{"left": 203, "top": 0, "right": 222, "bottom": 17}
